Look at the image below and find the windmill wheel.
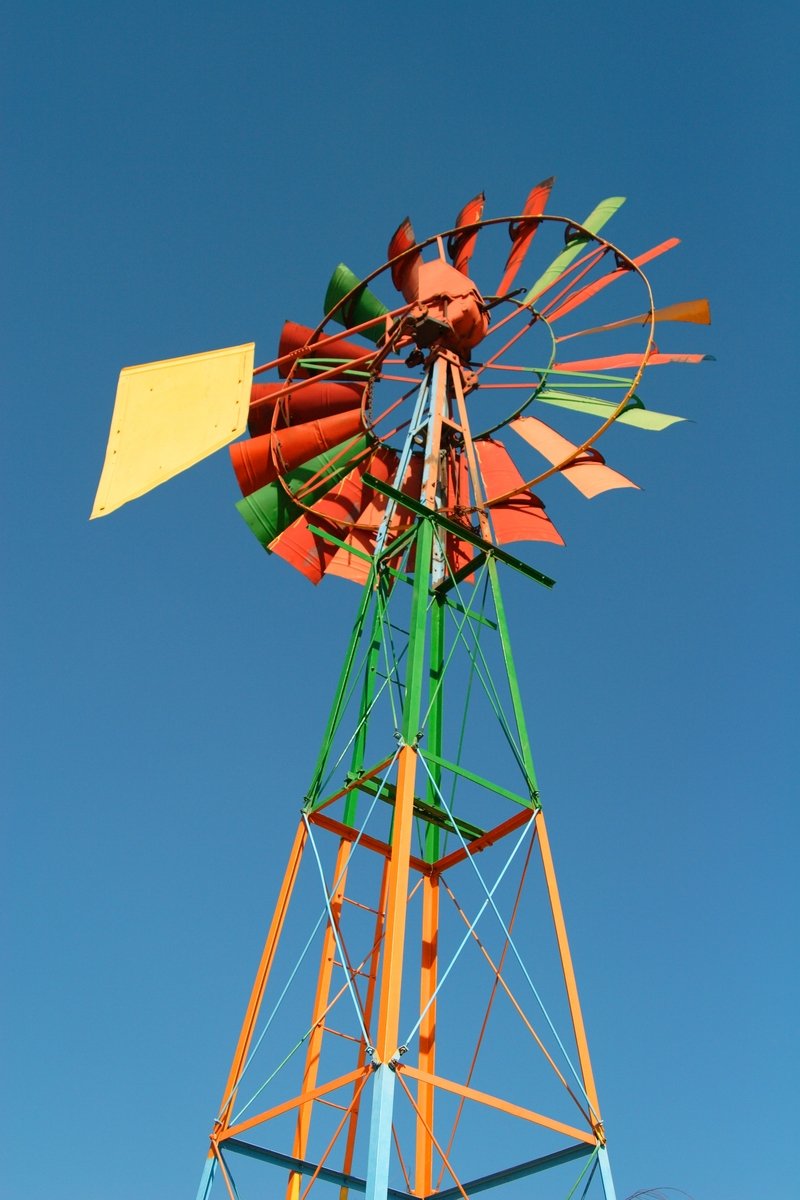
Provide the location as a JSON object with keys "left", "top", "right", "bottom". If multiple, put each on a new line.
{"left": 93, "top": 181, "right": 711, "bottom": 588}
{"left": 229, "top": 183, "right": 710, "bottom": 584}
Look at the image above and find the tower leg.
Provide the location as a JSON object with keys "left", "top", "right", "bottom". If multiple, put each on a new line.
{"left": 195, "top": 1155, "right": 216, "bottom": 1200}
{"left": 365, "top": 1064, "right": 397, "bottom": 1200}
{"left": 597, "top": 1145, "right": 618, "bottom": 1200}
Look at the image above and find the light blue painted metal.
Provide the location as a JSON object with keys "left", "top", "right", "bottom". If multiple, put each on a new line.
{"left": 597, "top": 1145, "right": 618, "bottom": 1200}
{"left": 374, "top": 370, "right": 432, "bottom": 558}
{"left": 417, "top": 755, "right": 596, "bottom": 1117}
{"left": 194, "top": 1156, "right": 216, "bottom": 1200}
{"left": 303, "top": 813, "right": 371, "bottom": 1044}
{"left": 402, "top": 783, "right": 535, "bottom": 1045}
{"left": 223, "top": 1137, "right": 411, "bottom": 1198}
{"left": 434, "top": 1141, "right": 595, "bottom": 1199}
{"left": 365, "top": 1063, "right": 398, "bottom": 1200}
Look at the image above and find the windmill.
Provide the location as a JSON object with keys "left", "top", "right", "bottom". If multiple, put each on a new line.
{"left": 93, "top": 182, "right": 710, "bottom": 1200}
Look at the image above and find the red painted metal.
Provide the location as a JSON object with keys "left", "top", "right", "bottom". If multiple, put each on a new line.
{"left": 277, "top": 321, "right": 374, "bottom": 379}
{"left": 448, "top": 192, "right": 485, "bottom": 276}
{"left": 445, "top": 451, "right": 476, "bottom": 576}
{"left": 388, "top": 217, "right": 421, "bottom": 299}
{"left": 497, "top": 178, "right": 555, "bottom": 296}
{"left": 476, "top": 438, "right": 564, "bottom": 546}
{"left": 229, "top": 410, "right": 366, "bottom": 496}
{"left": 248, "top": 379, "right": 365, "bottom": 437}
{"left": 546, "top": 237, "right": 680, "bottom": 321}
{"left": 325, "top": 454, "right": 423, "bottom": 583}
{"left": 270, "top": 447, "right": 398, "bottom": 584}
{"left": 556, "top": 351, "right": 707, "bottom": 373}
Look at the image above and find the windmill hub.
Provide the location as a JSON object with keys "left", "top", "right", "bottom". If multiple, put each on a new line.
{"left": 402, "top": 258, "right": 489, "bottom": 359}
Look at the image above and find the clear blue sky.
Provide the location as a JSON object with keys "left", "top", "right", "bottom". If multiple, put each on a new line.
{"left": 2, "top": 3, "right": 796, "bottom": 1198}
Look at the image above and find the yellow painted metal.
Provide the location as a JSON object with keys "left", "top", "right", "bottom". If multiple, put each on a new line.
{"left": 90, "top": 342, "right": 254, "bottom": 518}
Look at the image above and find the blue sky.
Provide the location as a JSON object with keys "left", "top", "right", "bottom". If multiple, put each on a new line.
{"left": 2, "top": 3, "right": 797, "bottom": 1198}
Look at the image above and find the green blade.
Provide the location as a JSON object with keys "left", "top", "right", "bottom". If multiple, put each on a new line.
{"left": 524, "top": 197, "right": 626, "bottom": 306}
{"left": 236, "top": 436, "right": 370, "bottom": 548}
{"left": 535, "top": 388, "right": 685, "bottom": 431}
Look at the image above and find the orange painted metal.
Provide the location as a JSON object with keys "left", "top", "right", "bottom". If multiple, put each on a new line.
{"left": 415, "top": 874, "right": 439, "bottom": 1195}
{"left": 434, "top": 807, "right": 535, "bottom": 874}
{"left": 375, "top": 742, "right": 418, "bottom": 1062}
{"left": 215, "top": 821, "right": 308, "bottom": 1133}
{"left": 307, "top": 755, "right": 397, "bottom": 816}
{"left": 298, "top": 1071, "right": 372, "bottom": 1200}
{"left": 341, "top": 861, "right": 389, "bottom": 1186}
{"left": 556, "top": 297, "right": 711, "bottom": 344}
{"left": 535, "top": 809, "right": 603, "bottom": 1132}
{"left": 475, "top": 438, "right": 564, "bottom": 546}
{"left": 400, "top": 1064, "right": 596, "bottom": 1145}
{"left": 210, "top": 1139, "right": 240, "bottom": 1200}
{"left": 439, "top": 871, "right": 592, "bottom": 1128}
{"left": 248, "top": 380, "right": 365, "bottom": 437}
{"left": 395, "top": 1071, "right": 470, "bottom": 1200}
{"left": 222, "top": 1068, "right": 368, "bottom": 1142}
{"left": 288, "top": 838, "right": 352, "bottom": 1198}
{"left": 509, "top": 416, "right": 638, "bottom": 500}
{"left": 449, "top": 361, "right": 494, "bottom": 545}
{"left": 309, "top": 810, "right": 431, "bottom": 877}
{"left": 230, "top": 410, "right": 366, "bottom": 497}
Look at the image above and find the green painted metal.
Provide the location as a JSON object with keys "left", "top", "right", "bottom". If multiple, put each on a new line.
{"left": 306, "top": 524, "right": 376, "bottom": 566}
{"left": 436, "top": 550, "right": 488, "bottom": 595}
{"left": 424, "top": 597, "right": 445, "bottom": 860}
{"left": 433, "top": 1142, "right": 596, "bottom": 1200}
{"left": 442, "top": 595, "right": 497, "bottom": 631}
{"left": 362, "top": 475, "right": 556, "bottom": 590}
{"left": 344, "top": 578, "right": 392, "bottom": 826}
{"left": 420, "top": 749, "right": 534, "bottom": 809}
{"left": 535, "top": 388, "right": 684, "bottom": 430}
{"left": 487, "top": 556, "right": 540, "bottom": 803}
{"left": 235, "top": 436, "right": 370, "bottom": 548}
{"left": 524, "top": 197, "right": 626, "bottom": 305}
{"left": 324, "top": 264, "right": 390, "bottom": 344}
{"left": 304, "top": 573, "right": 376, "bottom": 806}
{"left": 223, "top": 1137, "right": 410, "bottom": 1199}
{"left": 401, "top": 518, "right": 433, "bottom": 745}
{"left": 352, "top": 773, "right": 484, "bottom": 842}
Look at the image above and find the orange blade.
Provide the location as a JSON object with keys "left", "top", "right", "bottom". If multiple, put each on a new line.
{"left": 557, "top": 298, "right": 711, "bottom": 343}
{"left": 510, "top": 416, "right": 638, "bottom": 499}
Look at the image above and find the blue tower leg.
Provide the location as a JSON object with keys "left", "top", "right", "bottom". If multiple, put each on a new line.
{"left": 364, "top": 1063, "right": 397, "bottom": 1200}
{"left": 195, "top": 1155, "right": 216, "bottom": 1200}
{"left": 597, "top": 1145, "right": 618, "bottom": 1200}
